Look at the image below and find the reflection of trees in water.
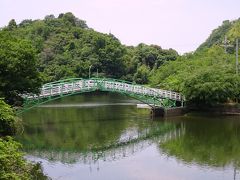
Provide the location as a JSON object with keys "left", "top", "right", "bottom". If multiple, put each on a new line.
{"left": 27, "top": 139, "right": 151, "bottom": 164}
{"left": 24, "top": 123, "right": 180, "bottom": 164}
{"left": 159, "top": 115, "right": 240, "bottom": 175}
{"left": 18, "top": 92, "right": 181, "bottom": 164}
{"left": 19, "top": 105, "right": 139, "bottom": 151}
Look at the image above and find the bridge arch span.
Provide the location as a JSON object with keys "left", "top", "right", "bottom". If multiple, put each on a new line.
{"left": 21, "top": 78, "right": 183, "bottom": 113}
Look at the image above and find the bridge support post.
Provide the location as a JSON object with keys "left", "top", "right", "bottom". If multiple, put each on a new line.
{"left": 151, "top": 107, "right": 186, "bottom": 118}
{"left": 151, "top": 107, "right": 165, "bottom": 117}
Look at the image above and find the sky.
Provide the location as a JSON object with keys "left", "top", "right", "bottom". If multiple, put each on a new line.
{"left": 0, "top": 0, "right": 240, "bottom": 54}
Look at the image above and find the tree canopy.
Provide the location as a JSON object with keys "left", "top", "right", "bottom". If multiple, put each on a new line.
{"left": 0, "top": 31, "right": 42, "bottom": 105}
{"left": 0, "top": 13, "right": 178, "bottom": 85}
{"left": 1, "top": 12, "right": 240, "bottom": 106}
{"left": 150, "top": 18, "right": 240, "bottom": 105}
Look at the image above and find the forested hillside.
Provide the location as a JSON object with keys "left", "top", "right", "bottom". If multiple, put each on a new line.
{"left": 1, "top": 12, "right": 178, "bottom": 84}
{"left": 197, "top": 19, "right": 240, "bottom": 52}
{"left": 1, "top": 12, "right": 240, "bottom": 106}
{"left": 150, "top": 18, "right": 240, "bottom": 105}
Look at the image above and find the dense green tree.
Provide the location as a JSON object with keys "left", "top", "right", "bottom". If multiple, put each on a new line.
{"left": 0, "top": 13, "right": 177, "bottom": 84}
{"left": 0, "top": 99, "right": 20, "bottom": 136}
{"left": 0, "top": 137, "right": 48, "bottom": 180}
{"left": 122, "top": 44, "right": 178, "bottom": 83}
{"left": 133, "top": 65, "right": 150, "bottom": 84}
{"left": 7, "top": 19, "right": 17, "bottom": 30}
{"left": 0, "top": 99, "right": 47, "bottom": 179}
{"left": 197, "top": 18, "right": 240, "bottom": 54}
{"left": 197, "top": 20, "right": 232, "bottom": 51}
{"left": 150, "top": 33, "right": 239, "bottom": 105}
{"left": 183, "top": 67, "right": 239, "bottom": 105}
{"left": 134, "top": 44, "right": 178, "bottom": 69}
{"left": 0, "top": 31, "right": 42, "bottom": 105}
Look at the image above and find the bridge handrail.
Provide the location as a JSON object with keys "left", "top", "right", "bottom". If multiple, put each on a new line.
{"left": 43, "top": 78, "right": 83, "bottom": 87}
{"left": 42, "top": 78, "right": 135, "bottom": 87}
{"left": 41, "top": 78, "right": 181, "bottom": 98}
{"left": 43, "top": 78, "right": 181, "bottom": 99}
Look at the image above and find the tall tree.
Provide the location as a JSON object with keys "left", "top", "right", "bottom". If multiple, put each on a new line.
{"left": 0, "top": 31, "right": 42, "bottom": 105}
{"left": 7, "top": 19, "right": 17, "bottom": 30}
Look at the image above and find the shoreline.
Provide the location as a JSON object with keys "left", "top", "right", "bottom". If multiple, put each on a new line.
{"left": 187, "top": 104, "right": 240, "bottom": 115}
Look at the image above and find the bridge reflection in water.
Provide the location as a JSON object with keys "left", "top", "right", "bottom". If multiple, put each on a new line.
{"left": 23, "top": 123, "right": 184, "bottom": 165}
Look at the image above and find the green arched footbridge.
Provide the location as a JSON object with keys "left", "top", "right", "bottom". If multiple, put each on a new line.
{"left": 21, "top": 78, "right": 184, "bottom": 113}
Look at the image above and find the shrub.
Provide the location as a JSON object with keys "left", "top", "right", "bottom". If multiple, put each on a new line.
{"left": 0, "top": 99, "right": 20, "bottom": 136}
{"left": 0, "top": 137, "right": 48, "bottom": 180}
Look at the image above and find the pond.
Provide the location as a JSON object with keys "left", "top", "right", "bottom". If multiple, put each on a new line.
{"left": 17, "top": 92, "right": 240, "bottom": 180}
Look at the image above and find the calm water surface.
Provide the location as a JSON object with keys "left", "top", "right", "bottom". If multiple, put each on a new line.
{"left": 17, "top": 92, "right": 240, "bottom": 180}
